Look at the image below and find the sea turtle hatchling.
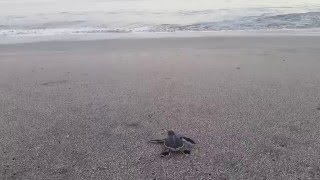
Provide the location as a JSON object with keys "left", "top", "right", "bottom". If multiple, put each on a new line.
{"left": 149, "top": 130, "right": 196, "bottom": 157}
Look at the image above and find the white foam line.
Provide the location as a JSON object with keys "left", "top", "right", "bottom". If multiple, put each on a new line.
{"left": 1, "top": 29, "right": 320, "bottom": 44}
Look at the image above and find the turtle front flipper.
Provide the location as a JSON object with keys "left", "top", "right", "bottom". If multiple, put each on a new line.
{"left": 160, "top": 149, "right": 171, "bottom": 157}
{"left": 180, "top": 137, "right": 196, "bottom": 144}
{"left": 149, "top": 139, "right": 165, "bottom": 143}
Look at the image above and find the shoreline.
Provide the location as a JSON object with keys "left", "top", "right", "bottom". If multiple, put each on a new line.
{"left": 1, "top": 28, "right": 320, "bottom": 45}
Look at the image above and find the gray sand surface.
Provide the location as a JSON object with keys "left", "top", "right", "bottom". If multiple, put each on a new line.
{"left": 1, "top": 36, "right": 320, "bottom": 179}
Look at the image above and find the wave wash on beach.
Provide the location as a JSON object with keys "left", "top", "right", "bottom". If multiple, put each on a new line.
{"left": 1, "top": 0, "right": 320, "bottom": 38}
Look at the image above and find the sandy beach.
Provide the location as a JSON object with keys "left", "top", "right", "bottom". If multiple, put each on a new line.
{"left": 1, "top": 36, "right": 320, "bottom": 179}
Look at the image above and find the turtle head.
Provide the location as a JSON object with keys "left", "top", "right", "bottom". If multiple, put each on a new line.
{"left": 167, "top": 130, "right": 175, "bottom": 136}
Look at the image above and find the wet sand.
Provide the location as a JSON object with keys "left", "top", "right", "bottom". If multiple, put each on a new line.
{"left": 1, "top": 36, "right": 320, "bottom": 179}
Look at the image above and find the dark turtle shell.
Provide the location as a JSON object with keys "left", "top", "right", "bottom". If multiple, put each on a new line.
{"left": 164, "top": 134, "right": 184, "bottom": 150}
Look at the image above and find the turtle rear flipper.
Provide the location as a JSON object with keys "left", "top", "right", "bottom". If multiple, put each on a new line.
{"left": 160, "top": 149, "right": 171, "bottom": 157}
{"left": 181, "top": 137, "right": 196, "bottom": 144}
{"left": 149, "top": 139, "right": 165, "bottom": 143}
{"left": 181, "top": 150, "right": 191, "bottom": 155}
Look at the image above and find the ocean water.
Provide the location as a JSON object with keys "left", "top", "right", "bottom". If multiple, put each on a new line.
{"left": 1, "top": 0, "right": 320, "bottom": 37}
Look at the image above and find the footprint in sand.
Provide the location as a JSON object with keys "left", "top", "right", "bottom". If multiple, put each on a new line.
{"left": 126, "top": 122, "right": 140, "bottom": 128}
{"left": 271, "top": 135, "right": 291, "bottom": 148}
{"left": 41, "top": 80, "right": 68, "bottom": 86}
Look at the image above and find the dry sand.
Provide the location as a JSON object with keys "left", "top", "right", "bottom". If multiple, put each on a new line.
{"left": 1, "top": 36, "right": 320, "bottom": 179}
